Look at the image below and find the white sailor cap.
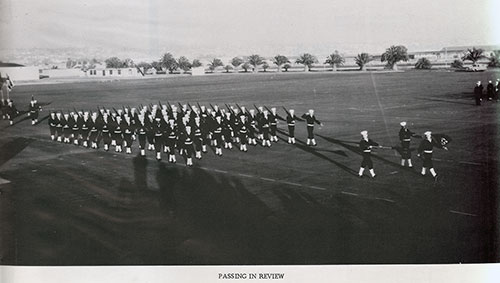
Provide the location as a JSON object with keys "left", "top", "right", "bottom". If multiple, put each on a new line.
{"left": 360, "top": 130, "right": 368, "bottom": 136}
{"left": 477, "top": 81, "right": 481, "bottom": 84}
{"left": 400, "top": 121, "right": 407, "bottom": 127}
{"left": 424, "top": 131, "right": 432, "bottom": 136}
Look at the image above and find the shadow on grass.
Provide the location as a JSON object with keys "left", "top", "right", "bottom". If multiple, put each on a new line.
{"left": 0, "top": 137, "right": 34, "bottom": 167}
{"left": 11, "top": 113, "right": 31, "bottom": 126}
{"left": 35, "top": 114, "right": 51, "bottom": 126}
{"left": 133, "top": 155, "right": 148, "bottom": 190}
{"left": 275, "top": 129, "right": 356, "bottom": 176}
{"left": 316, "top": 134, "right": 405, "bottom": 169}
{"left": 414, "top": 96, "right": 473, "bottom": 106}
{"left": 154, "top": 164, "right": 276, "bottom": 264}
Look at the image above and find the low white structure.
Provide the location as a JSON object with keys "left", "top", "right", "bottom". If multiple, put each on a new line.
{"left": 41, "top": 68, "right": 84, "bottom": 78}
{"left": 191, "top": 67, "right": 205, "bottom": 76}
{"left": 84, "top": 67, "right": 141, "bottom": 77}
{"left": 0, "top": 66, "right": 39, "bottom": 81}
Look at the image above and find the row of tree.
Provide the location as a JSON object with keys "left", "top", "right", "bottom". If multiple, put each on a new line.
{"left": 99, "top": 46, "right": 499, "bottom": 73}
{"left": 147, "top": 50, "right": 379, "bottom": 73}
{"left": 152, "top": 45, "right": 411, "bottom": 73}
{"left": 415, "top": 47, "right": 500, "bottom": 70}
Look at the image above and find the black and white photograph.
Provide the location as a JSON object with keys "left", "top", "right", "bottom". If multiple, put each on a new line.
{"left": 0, "top": 0, "right": 499, "bottom": 282}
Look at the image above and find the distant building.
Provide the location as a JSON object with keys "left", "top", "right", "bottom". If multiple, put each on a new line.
{"left": 441, "top": 45, "right": 500, "bottom": 57}
{"left": 145, "top": 68, "right": 157, "bottom": 75}
{"left": 191, "top": 67, "right": 205, "bottom": 76}
{"left": 408, "top": 45, "right": 500, "bottom": 63}
{"left": 41, "top": 68, "right": 84, "bottom": 78}
{"left": 84, "top": 67, "right": 142, "bottom": 77}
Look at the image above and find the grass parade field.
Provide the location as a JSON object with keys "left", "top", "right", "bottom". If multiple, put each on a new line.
{"left": 0, "top": 70, "right": 498, "bottom": 265}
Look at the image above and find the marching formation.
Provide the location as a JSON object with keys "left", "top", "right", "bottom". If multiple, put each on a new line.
{"left": 10, "top": 78, "right": 495, "bottom": 183}
{"left": 45, "top": 103, "right": 323, "bottom": 167}
{"left": 42, "top": 100, "right": 451, "bottom": 181}
{"left": 1, "top": 94, "right": 454, "bottom": 181}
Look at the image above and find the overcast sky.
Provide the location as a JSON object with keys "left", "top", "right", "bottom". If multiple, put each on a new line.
{"left": 0, "top": 0, "right": 498, "bottom": 58}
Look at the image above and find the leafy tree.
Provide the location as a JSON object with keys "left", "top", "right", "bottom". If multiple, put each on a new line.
{"left": 248, "top": 54, "right": 264, "bottom": 73}
{"left": 123, "top": 58, "right": 134, "bottom": 68}
{"left": 461, "top": 47, "right": 485, "bottom": 64}
{"left": 381, "top": 45, "right": 409, "bottom": 70}
{"left": 231, "top": 57, "right": 244, "bottom": 69}
{"left": 273, "top": 55, "right": 290, "bottom": 72}
{"left": 160, "top": 53, "right": 178, "bottom": 74}
{"left": 208, "top": 58, "right": 224, "bottom": 73}
{"left": 450, "top": 59, "right": 464, "bottom": 69}
{"left": 151, "top": 61, "right": 162, "bottom": 71}
{"left": 325, "top": 51, "right": 345, "bottom": 71}
{"left": 224, "top": 65, "right": 233, "bottom": 73}
{"left": 191, "top": 59, "right": 202, "bottom": 68}
{"left": 295, "top": 53, "right": 317, "bottom": 72}
{"left": 415, "top": 57, "right": 432, "bottom": 69}
{"left": 488, "top": 50, "right": 500, "bottom": 67}
{"left": 177, "top": 56, "right": 192, "bottom": 73}
{"left": 355, "top": 53, "right": 372, "bottom": 71}
{"left": 105, "top": 57, "right": 124, "bottom": 68}
{"left": 66, "top": 58, "right": 77, "bottom": 69}
{"left": 85, "top": 59, "right": 97, "bottom": 70}
{"left": 241, "top": 62, "right": 251, "bottom": 73}
{"left": 283, "top": 63, "right": 291, "bottom": 72}
{"left": 262, "top": 62, "right": 269, "bottom": 72}
{"left": 136, "top": 62, "right": 152, "bottom": 71}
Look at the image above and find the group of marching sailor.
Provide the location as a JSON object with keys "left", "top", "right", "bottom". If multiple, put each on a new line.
{"left": 45, "top": 103, "right": 323, "bottom": 167}
{"left": 2, "top": 95, "right": 451, "bottom": 180}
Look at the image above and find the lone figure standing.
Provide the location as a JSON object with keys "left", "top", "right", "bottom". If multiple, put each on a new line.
{"left": 358, "top": 130, "right": 379, "bottom": 178}
{"left": 398, "top": 121, "right": 419, "bottom": 168}
{"left": 301, "top": 109, "right": 323, "bottom": 146}
{"left": 474, "top": 81, "right": 483, "bottom": 106}
{"left": 417, "top": 131, "right": 447, "bottom": 180}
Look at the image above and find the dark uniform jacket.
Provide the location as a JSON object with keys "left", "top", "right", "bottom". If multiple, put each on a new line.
{"left": 474, "top": 85, "right": 483, "bottom": 98}
{"left": 6, "top": 104, "right": 18, "bottom": 117}
{"left": 399, "top": 128, "right": 416, "bottom": 142}
{"left": 487, "top": 83, "right": 494, "bottom": 97}
{"left": 301, "top": 114, "right": 321, "bottom": 126}
{"left": 48, "top": 115, "right": 58, "bottom": 128}
{"left": 418, "top": 139, "right": 436, "bottom": 155}
{"left": 286, "top": 114, "right": 303, "bottom": 126}
{"left": 29, "top": 102, "right": 41, "bottom": 114}
{"left": 359, "top": 138, "right": 379, "bottom": 153}
{"left": 268, "top": 112, "right": 279, "bottom": 126}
